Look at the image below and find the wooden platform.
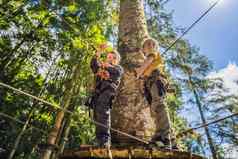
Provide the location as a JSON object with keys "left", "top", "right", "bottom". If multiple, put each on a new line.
{"left": 60, "top": 146, "right": 204, "bottom": 159}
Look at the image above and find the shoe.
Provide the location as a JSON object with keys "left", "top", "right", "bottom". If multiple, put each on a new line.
{"left": 150, "top": 136, "right": 172, "bottom": 149}
{"left": 102, "top": 141, "right": 111, "bottom": 149}
{"left": 150, "top": 141, "right": 164, "bottom": 148}
{"left": 107, "top": 147, "right": 113, "bottom": 159}
{"left": 101, "top": 142, "right": 112, "bottom": 159}
{"left": 171, "top": 143, "right": 179, "bottom": 150}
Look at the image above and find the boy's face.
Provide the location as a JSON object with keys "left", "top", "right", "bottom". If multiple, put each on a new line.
{"left": 106, "top": 53, "right": 116, "bottom": 64}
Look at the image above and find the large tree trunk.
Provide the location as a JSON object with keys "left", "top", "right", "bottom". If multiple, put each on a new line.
{"left": 111, "top": 0, "right": 156, "bottom": 145}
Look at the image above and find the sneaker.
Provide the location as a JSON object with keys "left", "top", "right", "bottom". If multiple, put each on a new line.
{"left": 102, "top": 141, "right": 111, "bottom": 149}
{"left": 107, "top": 147, "right": 113, "bottom": 159}
{"left": 150, "top": 136, "right": 172, "bottom": 149}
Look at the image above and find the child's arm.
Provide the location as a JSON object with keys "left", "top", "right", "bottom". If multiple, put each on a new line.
{"left": 106, "top": 65, "right": 124, "bottom": 84}
{"left": 90, "top": 51, "right": 103, "bottom": 74}
{"left": 135, "top": 56, "right": 154, "bottom": 79}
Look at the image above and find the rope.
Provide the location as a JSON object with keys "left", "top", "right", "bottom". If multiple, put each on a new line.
{"left": 0, "top": 82, "right": 71, "bottom": 114}
{"left": 0, "top": 112, "right": 69, "bottom": 143}
{"left": 161, "top": 0, "right": 221, "bottom": 55}
{"left": 2, "top": 80, "right": 237, "bottom": 142}
{"left": 2, "top": 81, "right": 237, "bottom": 143}
{"left": 177, "top": 112, "right": 238, "bottom": 138}
{"left": 0, "top": 112, "right": 51, "bottom": 138}
{"left": 0, "top": 82, "right": 149, "bottom": 145}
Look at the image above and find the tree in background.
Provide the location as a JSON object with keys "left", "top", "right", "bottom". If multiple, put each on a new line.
{"left": 203, "top": 77, "right": 238, "bottom": 158}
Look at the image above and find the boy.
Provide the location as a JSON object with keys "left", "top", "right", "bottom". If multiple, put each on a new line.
{"left": 90, "top": 46, "right": 123, "bottom": 148}
{"left": 136, "top": 38, "right": 173, "bottom": 148}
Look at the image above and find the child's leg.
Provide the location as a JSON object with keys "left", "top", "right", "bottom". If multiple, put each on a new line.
{"left": 150, "top": 83, "right": 171, "bottom": 147}
{"left": 94, "top": 90, "right": 113, "bottom": 146}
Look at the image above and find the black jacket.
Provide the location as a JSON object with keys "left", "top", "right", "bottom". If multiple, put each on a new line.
{"left": 90, "top": 57, "right": 123, "bottom": 93}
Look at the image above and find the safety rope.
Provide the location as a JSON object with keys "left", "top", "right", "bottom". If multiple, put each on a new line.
{"left": 161, "top": 0, "right": 221, "bottom": 55}
{"left": 177, "top": 112, "right": 238, "bottom": 138}
{"left": 0, "top": 82, "right": 149, "bottom": 145}
{"left": 1, "top": 81, "right": 237, "bottom": 143}
{"left": 0, "top": 112, "right": 67, "bottom": 141}
{"left": 0, "top": 112, "right": 75, "bottom": 149}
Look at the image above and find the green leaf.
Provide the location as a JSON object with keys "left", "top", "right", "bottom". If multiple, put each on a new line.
{"left": 72, "top": 37, "right": 84, "bottom": 49}
{"left": 68, "top": 3, "right": 78, "bottom": 13}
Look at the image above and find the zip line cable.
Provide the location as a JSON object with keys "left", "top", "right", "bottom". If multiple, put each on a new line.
{"left": 0, "top": 82, "right": 71, "bottom": 114}
{"left": 0, "top": 112, "right": 49, "bottom": 136}
{"left": 0, "top": 82, "right": 149, "bottom": 145}
{"left": 161, "top": 0, "right": 221, "bottom": 55}
{"left": 0, "top": 112, "right": 68, "bottom": 142}
{"left": 1, "top": 81, "right": 238, "bottom": 144}
{"left": 177, "top": 112, "right": 238, "bottom": 138}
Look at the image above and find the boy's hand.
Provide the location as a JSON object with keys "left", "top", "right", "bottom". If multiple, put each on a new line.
{"left": 95, "top": 44, "right": 108, "bottom": 57}
{"left": 95, "top": 44, "right": 107, "bottom": 57}
{"left": 101, "top": 62, "right": 113, "bottom": 68}
{"left": 97, "top": 69, "right": 110, "bottom": 80}
{"left": 135, "top": 68, "right": 140, "bottom": 79}
{"left": 135, "top": 68, "right": 143, "bottom": 79}
{"left": 98, "top": 43, "right": 108, "bottom": 50}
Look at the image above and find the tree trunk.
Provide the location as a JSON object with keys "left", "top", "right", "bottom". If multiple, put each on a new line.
{"left": 8, "top": 110, "right": 33, "bottom": 159}
{"left": 111, "top": 0, "right": 156, "bottom": 145}
{"left": 57, "top": 112, "right": 73, "bottom": 157}
{"left": 40, "top": 64, "right": 80, "bottom": 159}
{"left": 189, "top": 77, "right": 217, "bottom": 159}
{"left": 54, "top": 100, "right": 78, "bottom": 159}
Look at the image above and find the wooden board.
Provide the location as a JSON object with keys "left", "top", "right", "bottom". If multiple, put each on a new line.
{"left": 60, "top": 146, "right": 204, "bottom": 159}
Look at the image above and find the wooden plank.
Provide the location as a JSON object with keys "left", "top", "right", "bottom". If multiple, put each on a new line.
{"left": 60, "top": 147, "right": 204, "bottom": 159}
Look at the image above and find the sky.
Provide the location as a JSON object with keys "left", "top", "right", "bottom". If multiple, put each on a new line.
{"left": 166, "top": 0, "right": 238, "bottom": 70}
{"left": 166, "top": 0, "right": 238, "bottom": 122}
{"left": 208, "top": 62, "right": 238, "bottom": 95}
{"left": 166, "top": 3, "right": 238, "bottom": 156}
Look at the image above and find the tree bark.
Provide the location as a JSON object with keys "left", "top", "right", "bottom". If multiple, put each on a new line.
{"left": 40, "top": 64, "right": 80, "bottom": 159}
{"left": 54, "top": 99, "right": 79, "bottom": 159}
{"left": 189, "top": 76, "right": 217, "bottom": 159}
{"left": 8, "top": 110, "right": 33, "bottom": 159}
{"left": 111, "top": 0, "right": 156, "bottom": 145}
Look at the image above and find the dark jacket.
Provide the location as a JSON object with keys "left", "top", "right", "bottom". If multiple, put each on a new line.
{"left": 88, "top": 57, "right": 123, "bottom": 108}
{"left": 91, "top": 57, "right": 123, "bottom": 92}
